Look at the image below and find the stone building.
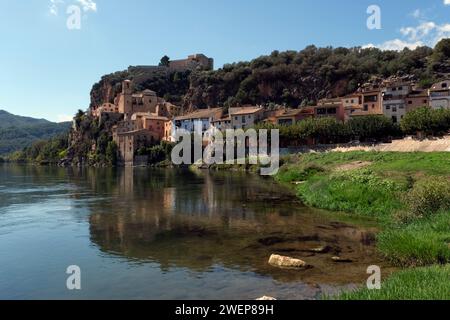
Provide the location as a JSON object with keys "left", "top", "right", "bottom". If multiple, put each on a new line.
{"left": 174, "top": 108, "right": 223, "bottom": 135}
{"left": 169, "top": 54, "right": 214, "bottom": 71}
{"left": 429, "top": 80, "right": 450, "bottom": 109}
{"left": 382, "top": 82, "right": 413, "bottom": 123}
{"left": 313, "top": 98, "right": 345, "bottom": 121}
{"left": 116, "top": 80, "right": 160, "bottom": 120}
{"left": 275, "top": 108, "right": 314, "bottom": 125}
{"left": 406, "top": 90, "right": 430, "bottom": 112}
{"left": 211, "top": 106, "right": 265, "bottom": 131}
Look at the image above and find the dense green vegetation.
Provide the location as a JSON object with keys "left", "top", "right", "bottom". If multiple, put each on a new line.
{"left": 338, "top": 265, "right": 450, "bottom": 300}
{"left": 8, "top": 133, "right": 69, "bottom": 163}
{"left": 0, "top": 110, "right": 70, "bottom": 155}
{"left": 401, "top": 107, "right": 450, "bottom": 136}
{"left": 276, "top": 151, "right": 450, "bottom": 299}
{"left": 91, "top": 39, "right": 450, "bottom": 110}
{"left": 137, "top": 141, "right": 174, "bottom": 165}
{"left": 255, "top": 115, "right": 401, "bottom": 146}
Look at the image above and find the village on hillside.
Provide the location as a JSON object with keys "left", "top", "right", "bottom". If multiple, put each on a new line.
{"left": 87, "top": 54, "right": 450, "bottom": 165}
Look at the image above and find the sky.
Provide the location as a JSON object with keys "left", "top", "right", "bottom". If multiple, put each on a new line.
{"left": 0, "top": 0, "right": 449, "bottom": 122}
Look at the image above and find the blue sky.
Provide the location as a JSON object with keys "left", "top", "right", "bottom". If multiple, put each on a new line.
{"left": 0, "top": 0, "right": 449, "bottom": 122}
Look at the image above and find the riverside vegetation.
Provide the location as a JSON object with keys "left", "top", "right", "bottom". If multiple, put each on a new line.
{"left": 276, "top": 151, "right": 450, "bottom": 300}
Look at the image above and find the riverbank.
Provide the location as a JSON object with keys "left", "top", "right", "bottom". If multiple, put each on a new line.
{"left": 275, "top": 151, "right": 450, "bottom": 299}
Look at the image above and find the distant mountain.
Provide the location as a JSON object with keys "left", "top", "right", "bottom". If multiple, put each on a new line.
{"left": 0, "top": 110, "right": 71, "bottom": 155}
{"left": 0, "top": 110, "right": 52, "bottom": 128}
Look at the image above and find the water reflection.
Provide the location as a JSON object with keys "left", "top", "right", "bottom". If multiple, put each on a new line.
{"left": 0, "top": 164, "right": 390, "bottom": 299}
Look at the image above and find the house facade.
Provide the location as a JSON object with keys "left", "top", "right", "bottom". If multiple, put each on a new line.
{"left": 313, "top": 98, "right": 345, "bottom": 121}
{"left": 275, "top": 108, "right": 314, "bottom": 125}
{"left": 382, "top": 82, "right": 412, "bottom": 123}
{"left": 429, "top": 80, "right": 450, "bottom": 109}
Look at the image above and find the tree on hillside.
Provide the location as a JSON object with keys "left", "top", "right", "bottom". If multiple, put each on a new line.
{"left": 429, "top": 38, "right": 450, "bottom": 73}
{"left": 159, "top": 55, "right": 171, "bottom": 67}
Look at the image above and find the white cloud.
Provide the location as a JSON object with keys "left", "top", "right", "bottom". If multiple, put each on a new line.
{"left": 49, "top": 0, "right": 97, "bottom": 16}
{"left": 363, "top": 39, "right": 423, "bottom": 51}
{"left": 444, "top": 0, "right": 450, "bottom": 6}
{"left": 49, "top": 0, "right": 64, "bottom": 16}
{"left": 57, "top": 114, "right": 73, "bottom": 122}
{"left": 76, "top": 0, "right": 97, "bottom": 12}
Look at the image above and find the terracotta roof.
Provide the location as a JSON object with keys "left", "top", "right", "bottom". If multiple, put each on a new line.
{"left": 229, "top": 106, "right": 264, "bottom": 116}
{"left": 175, "top": 108, "right": 222, "bottom": 121}
{"left": 276, "top": 108, "right": 314, "bottom": 118}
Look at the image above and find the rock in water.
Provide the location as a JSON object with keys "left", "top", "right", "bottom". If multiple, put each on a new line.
{"left": 331, "top": 256, "right": 353, "bottom": 263}
{"left": 268, "top": 254, "right": 308, "bottom": 268}
{"left": 256, "top": 296, "right": 277, "bottom": 301}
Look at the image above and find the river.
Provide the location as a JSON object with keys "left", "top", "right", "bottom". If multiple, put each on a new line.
{"left": 0, "top": 165, "right": 387, "bottom": 299}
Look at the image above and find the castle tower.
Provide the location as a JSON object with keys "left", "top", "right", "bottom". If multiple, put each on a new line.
{"left": 118, "top": 80, "right": 133, "bottom": 119}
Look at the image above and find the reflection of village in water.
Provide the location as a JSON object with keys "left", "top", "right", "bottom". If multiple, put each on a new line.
{"left": 74, "top": 167, "right": 390, "bottom": 285}
{"left": 0, "top": 165, "right": 394, "bottom": 299}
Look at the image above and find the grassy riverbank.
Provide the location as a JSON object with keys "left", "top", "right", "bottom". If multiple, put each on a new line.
{"left": 275, "top": 151, "right": 450, "bottom": 300}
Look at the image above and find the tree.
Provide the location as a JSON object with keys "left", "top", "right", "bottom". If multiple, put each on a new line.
{"left": 106, "top": 141, "right": 118, "bottom": 165}
{"left": 347, "top": 115, "right": 400, "bottom": 141}
{"left": 159, "top": 55, "right": 170, "bottom": 67}
{"left": 401, "top": 107, "right": 450, "bottom": 136}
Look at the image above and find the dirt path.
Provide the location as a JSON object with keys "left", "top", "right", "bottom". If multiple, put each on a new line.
{"left": 332, "top": 136, "right": 450, "bottom": 153}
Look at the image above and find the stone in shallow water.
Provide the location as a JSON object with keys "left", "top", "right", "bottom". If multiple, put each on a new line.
{"left": 331, "top": 256, "right": 354, "bottom": 263}
{"left": 268, "top": 254, "right": 308, "bottom": 268}
{"left": 256, "top": 296, "right": 277, "bottom": 300}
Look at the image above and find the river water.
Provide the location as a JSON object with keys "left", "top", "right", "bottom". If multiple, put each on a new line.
{"left": 0, "top": 165, "right": 386, "bottom": 300}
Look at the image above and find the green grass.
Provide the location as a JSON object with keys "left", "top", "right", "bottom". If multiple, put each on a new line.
{"left": 337, "top": 265, "right": 450, "bottom": 300}
{"left": 295, "top": 172, "right": 404, "bottom": 218}
{"left": 276, "top": 151, "right": 450, "bottom": 300}
{"left": 378, "top": 211, "right": 450, "bottom": 267}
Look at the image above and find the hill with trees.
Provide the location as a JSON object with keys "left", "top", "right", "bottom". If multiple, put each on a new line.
{"left": 0, "top": 110, "right": 71, "bottom": 155}
{"left": 90, "top": 39, "right": 450, "bottom": 111}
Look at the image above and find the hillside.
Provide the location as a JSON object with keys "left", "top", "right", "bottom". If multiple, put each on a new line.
{"left": 89, "top": 39, "right": 450, "bottom": 111}
{"left": 0, "top": 110, "right": 71, "bottom": 155}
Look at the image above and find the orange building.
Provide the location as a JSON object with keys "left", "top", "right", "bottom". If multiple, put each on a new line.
{"left": 313, "top": 98, "right": 345, "bottom": 121}
{"left": 275, "top": 108, "right": 314, "bottom": 125}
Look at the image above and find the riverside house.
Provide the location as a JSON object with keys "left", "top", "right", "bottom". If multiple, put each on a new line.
{"left": 173, "top": 108, "right": 223, "bottom": 135}
{"left": 429, "top": 80, "right": 450, "bottom": 109}
{"left": 275, "top": 108, "right": 314, "bottom": 125}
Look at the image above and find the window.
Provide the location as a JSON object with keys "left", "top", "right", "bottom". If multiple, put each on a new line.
{"left": 386, "top": 106, "right": 391, "bottom": 110}
{"left": 408, "top": 100, "right": 412, "bottom": 104}
{"left": 327, "top": 108, "right": 337, "bottom": 114}
{"left": 363, "top": 105, "right": 368, "bottom": 111}
{"left": 392, "top": 107, "right": 397, "bottom": 112}
{"left": 392, "top": 116, "right": 397, "bottom": 123}
{"left": 398, "top": 86, "right": 403, "bottom": 91}
{"left": 442, "top": 83, "right": 448, "bottom": 88}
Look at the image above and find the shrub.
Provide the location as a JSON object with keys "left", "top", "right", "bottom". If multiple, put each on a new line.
{"left": 403, "top": 179, "right": 450, "bottom": 220}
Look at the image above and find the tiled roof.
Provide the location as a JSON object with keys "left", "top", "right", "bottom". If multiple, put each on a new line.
{"left": 229, "top": 106, "right": 263, "bottom": 116}
{"left": 175, "top": 108, "right": 222, "bottom": 121}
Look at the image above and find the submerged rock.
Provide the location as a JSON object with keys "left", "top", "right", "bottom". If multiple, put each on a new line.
{"left": 268, "top": 254, "right": 308, "bottom": 268}
{"left": 309, "top": 245, "right": 332, "bottom": 253}
{"left": 331, "top": 256, "right": 354, "bottom": 263}
{"left": 256, "top": 296, "right": 277, "bottom": 301}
